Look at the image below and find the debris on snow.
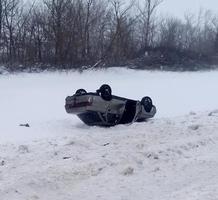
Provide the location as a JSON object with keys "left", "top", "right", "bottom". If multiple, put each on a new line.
{"left": 208, "top": 109, "right": 218, "bottom": 116}
{"left": 63, "top": 157, "right": 71, "bottom": 160}
{"left": 0, "top": 160, "right": 5, "bottom": 166}
{"left": 188, "top": 124, "right": 200, "bottom": 131}
{"left": 147, "top": 152, "right": 159, "bottom": 160}
{"left": 122, "top": 167, "right": 134, "bottom": 176}
{"left": 18, "top": 145, "right": 30, "bottom": 153}
{"left": 19, "top": 123, "right": 30, "bottom": 127}
{"left": 66, "top": 140, "right": 75, "bottom": 146}
{"left": 103, "top": 143, "right": 110, "bottom": 146}
{"left": 189, "top": 111, "right": 197, "bottom": 115}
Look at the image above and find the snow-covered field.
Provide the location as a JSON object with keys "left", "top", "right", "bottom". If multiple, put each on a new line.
{"left": 1, "top": 68, "right": 218, "bottom": 200}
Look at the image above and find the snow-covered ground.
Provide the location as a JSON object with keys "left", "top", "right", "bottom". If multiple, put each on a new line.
{"left": 0, "top": 68, "right": 218, "bottom": 200}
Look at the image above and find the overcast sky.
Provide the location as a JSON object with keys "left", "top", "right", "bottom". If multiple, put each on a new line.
{"left": 158, "top": 0, "right": 218, "bottom": 18}
{"left": 25, "top": 0, "right": 218, "bottom": 19}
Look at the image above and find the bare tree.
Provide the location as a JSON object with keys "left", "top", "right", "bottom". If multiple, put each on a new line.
{"left": 2, "top": 0, "right": 22, "bottom": 61}
{"left": 0, "top": 0, "right": 2, "bottom": 38}
{"left": 0, "top": 0, "right": 218, "bottom": 70}
{"left": 158, "top": 17, "right": 183, "bottom": 49}
{"left": 43, "top": 0, "right": 71, "bottom": 64}
{"left": 106, "top": 0, "right": 135, "bottom": 61}
{"left": 137, "top": 0, "right": 163, "bottom": 48}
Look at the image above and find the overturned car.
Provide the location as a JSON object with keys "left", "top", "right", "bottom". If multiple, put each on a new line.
{"left": 65, "top": 84, "right": 156, "bottom": 127}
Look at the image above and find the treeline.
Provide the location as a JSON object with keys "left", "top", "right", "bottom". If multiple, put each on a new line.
{"left": 1, "top": 0, "right": 218, "bottom": 71}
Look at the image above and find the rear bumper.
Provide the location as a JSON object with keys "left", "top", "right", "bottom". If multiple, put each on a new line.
{"left": 65, "top": 95, "right": 94, "bottom": 114}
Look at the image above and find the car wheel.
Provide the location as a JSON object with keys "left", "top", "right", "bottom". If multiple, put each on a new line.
{"left": 141, "top": 96, "right": 153, "bottom": 112}
{"left": 98, "top": 84, "right": 112, "bottom": 101}
{"left": 75, "top": 89, "right": 87, "bottom": 95}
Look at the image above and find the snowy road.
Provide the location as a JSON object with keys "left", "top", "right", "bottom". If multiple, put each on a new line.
{"left": 0, "top": 68, "right": 218, "bottom": 200}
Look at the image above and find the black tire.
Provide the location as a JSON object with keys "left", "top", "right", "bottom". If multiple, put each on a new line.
{"left": 75, "top": 89, "right": 87, "bottom": 95}
{"left": 141, "top": 96, "right": 153, "bottom": 112}
{"left": 97, "top": 84, "right": 112, "bottom": 101}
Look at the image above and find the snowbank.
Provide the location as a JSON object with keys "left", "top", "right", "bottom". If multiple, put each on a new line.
{"left": 1, "top": 111, "right": 218, "bottom": 200}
